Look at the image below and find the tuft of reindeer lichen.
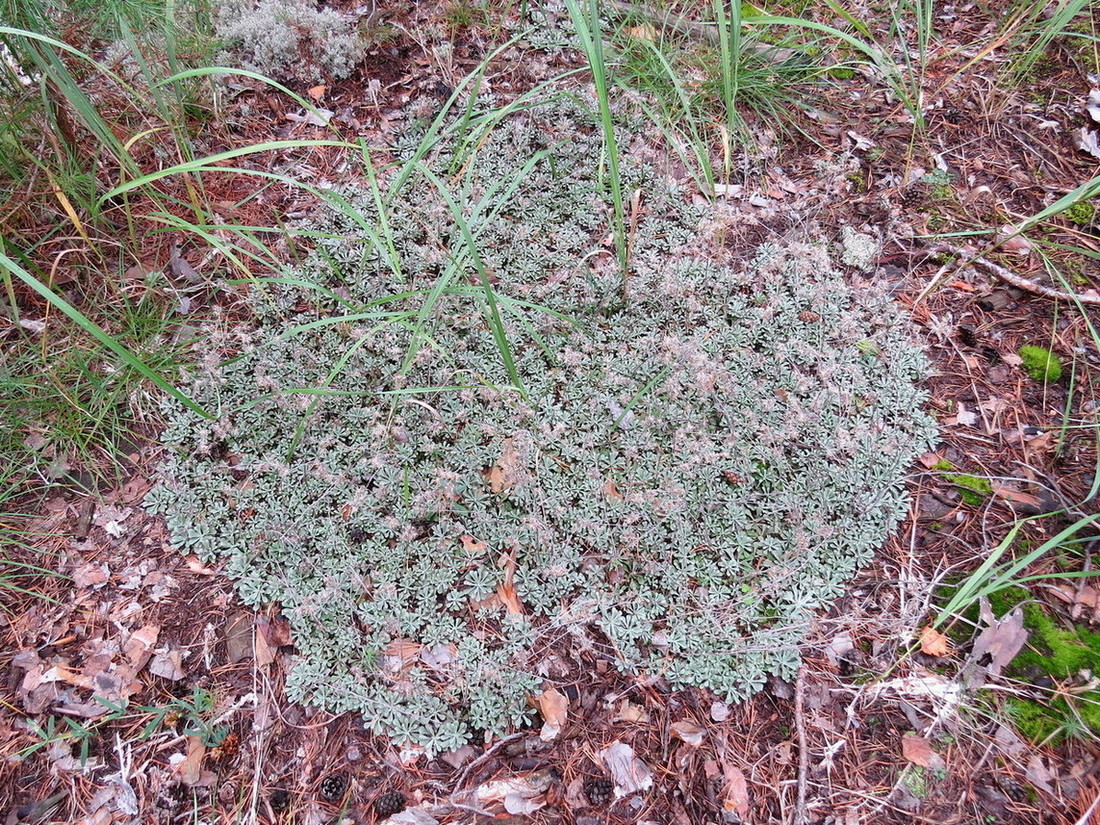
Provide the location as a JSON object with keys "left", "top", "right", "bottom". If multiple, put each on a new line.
{"left": 214, "top": 0, "right": 367, "bottom": 82}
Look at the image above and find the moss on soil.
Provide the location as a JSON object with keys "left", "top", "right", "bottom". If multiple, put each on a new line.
{"left": 981, "top": 588, "right": 1100, "bottom": 744}
{"left": 942, "top": 473, "right": 992, "bottom": 506}
{"left": 1017, "top": 346, "right": 1062, "bottom": 383}
{"left": 1063, "top": 201, "right": 1095, "bottom": 227}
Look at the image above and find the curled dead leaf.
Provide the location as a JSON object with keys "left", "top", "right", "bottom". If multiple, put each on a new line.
{"left": 535, "top": 686, "right": 569, "bottom": 741}
{"left": 1048, "top": 581, "right": 1100, "bottom": 611}
{"left": 123, "top": 625, "right": 160, "bottom": 667}
{"left": 460, "top": 534, "right": 488, "bottom": 554}
{"left": 173, "top": 735, "right": 209, "bottom": 786}
{"left": 602, "top": 479, "right": 623, "bottom": 501}
{"left": 497, "top": 552, "right": 524, "bottom": 615}
{"left": 624, "top": 23, "right": 657, "bottom": 41}
{"left": 971, "top": 600, "right": 1027, "bottom": 676}
{"left": 721, "top": 764, "right": 750, "bottom": 816}
{"left": 901, "top": 733, "right": 946, "bottom": 771}
{"left": 990, "top": 484, "right": 1043, "bottom": 513}
{"left": 918, "top": 626, "right": 951, "bottom": 657}
{"left": 614, "top": 698, "right": 649, "bottom": 723}
{"left": 670, "top": 720, "right": 706, "bottom": 747}
{"left": 184, "top": 555, "right": 218, "bottom": 575}
{"left": 486, "top": 437, "right": 523, "bottom": 494}
{"left": 599, "top": 741, "right": 653, "bottom": 797}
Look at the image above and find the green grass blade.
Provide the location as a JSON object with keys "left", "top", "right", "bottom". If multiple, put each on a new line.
{"left": 0, "top": 251, "right": 209, "bottom": 418}
{"left": 564, "top": 0, "right": 629, "bottom": 301}
{"left": 98, "top": 141, "right": 354, "bottom": 202}
{"left": 414, "top": 164, "right": 525, "bottom": 398}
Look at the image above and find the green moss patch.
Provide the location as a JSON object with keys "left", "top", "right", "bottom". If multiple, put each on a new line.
{"left": 1017, "top": 345, "right": 1062, "bottom": 383}
{"left": 942, "top": 473, "right": 992, "bottom": 506}
{"left": 1063, "top": 201, "right": 1095, "bottom": 227}
{"left": 974, "top": 588, "right": 1100, "bottom": 744}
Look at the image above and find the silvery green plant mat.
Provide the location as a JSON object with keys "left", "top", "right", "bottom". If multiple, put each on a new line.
{"left": 147, "top": 96, "right": 938, "bottom": 752}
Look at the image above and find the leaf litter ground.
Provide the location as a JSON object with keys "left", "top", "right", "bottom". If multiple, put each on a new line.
{"left": 3, "top": 1, "right": 1100, "bottom": 823}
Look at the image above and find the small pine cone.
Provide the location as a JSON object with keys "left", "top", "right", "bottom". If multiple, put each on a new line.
{"left": 798, "top": 310, "right": 821, "bottom": 323}
{"left": 584, "top": 776, "right": 614, "bottom": 807}
{"left": 374, "top": 790, "right": 407, "bottom": 818}
{"left": 319, "top": 773, "right": 349, "bottom": 803}
{"left": 956, "top": 325, "right": 978, "bottom": 348}
{"left": 269, "top": 789, "right": 291, "bottom": 813}
{"left": 899, "top": 187, "right": 924, "bottom": 208}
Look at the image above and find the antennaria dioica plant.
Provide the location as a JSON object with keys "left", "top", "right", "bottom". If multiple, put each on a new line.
{"left": 147, "top": 88, "right": 939, "bottom": 752}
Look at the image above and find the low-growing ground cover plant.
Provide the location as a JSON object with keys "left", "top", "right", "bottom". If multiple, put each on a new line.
{"left": 145, "top": 95, "right": 938, "bottom": 751}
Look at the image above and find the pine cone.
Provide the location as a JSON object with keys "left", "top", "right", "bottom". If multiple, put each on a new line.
{"left": 319, "top": 773, "right": 349, "bottom": 803}
{"left": 584, "top": 776, "right": 614, "bottom": 807}
{"left": 374, "top": 790, "right": 407, "bottom": 818}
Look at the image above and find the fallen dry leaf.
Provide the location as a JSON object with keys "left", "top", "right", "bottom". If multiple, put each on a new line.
{"left": 952, "top": 401, "right": 977, "bottom": 427}
{"left": 1048, "top": 581, "right": 1100, "bottom": 613}
{"left": 254, "top": 620, "right": 277, "bottom": 668}
{"left": 996, "top": 225, "right": 1032, "bottom": 256}
{"left": 615, "top": 698, "right": 649, "bottom": 723}
{"left": 264, "top": 615, "right": 293, "bottom": 647}
{"left": 486, "top": 437, "right": 524, "bottom": 494}
{"left": 174, "top": 736, "right": 207, "bottom": 786}
{"left": 382, "top": 639, "right": 423, "bottom": 676}
{"left": 73, "top": 563, "right": 110, "bottom": 589}
{"left": 473, "top": 770, "right": 553, "bottom": 813}
{"left": 75, "top": 810, "right": 112, "bottom": 825}
{"left": 971, "top": 600, "right": 1027, "bottom": 676}
{"left": 149, "top": 649, "right": 185, "bottom": 681}
{"left": 722, "top": 764, "right": 750, "bottom": 817}
{"left": 497, "top": 552, "right": 524, "bottom": 615}
{"left": 990, "top": 484, "right": 1043, "bottom": 513}
{"left": 224, "top": 613, "right": 253, "bottom": 664}
{"left": 123, "top": 624, "right": 159, "bottom": 667}
{"left": 901, "top": 733, "right": 946, "bottom": 771}
{"left": 535, "top": 686, "right": 569, "bottom": 741}
{"left": 487, "top": 464, "right": 507, "bottom": 494}
{"left": 918, "top": 626, "right": 951, "bottom": 657}
{"left": 1088, "top": 88, "right": 1100, "bottom": 125}
{"left": 918, "top": 452, "right": 947, "bottom": 469}
{"left": 184, "top": 555, "right": 218, "bottom": 575}
{"left": 600, "top": 741, "right": 653, "bottom": 797}
{"left": 1075, "top": 126, "right": 1100, "bottom": 159}
{"left": 1025, "top": 754, "right": 1056, "bottom": 794}
{"left": 826, "top": 632, "right": 855, "bottom": 665}
{"left": 671, "top": 720, "right": 706, "bottom": 747}
{"left": 169, "top": 241, "right": 200, "bottom": 282}
{"left": 624, "top": 23, "right": 657, "bottom": 41}
{"left": 460, "top": 534, "right": 488, "bottom": 554}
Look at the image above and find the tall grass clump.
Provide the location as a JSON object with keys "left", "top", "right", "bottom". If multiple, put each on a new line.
{"left": 0, "top": 0, "right": 354, "bottom": 492}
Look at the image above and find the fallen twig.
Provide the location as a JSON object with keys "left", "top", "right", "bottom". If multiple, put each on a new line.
{"left": 794, "top": 663, "right": 810, "bottom": 825}
{"left": 930, "top": 243, "right": 1100, "bottom": 306}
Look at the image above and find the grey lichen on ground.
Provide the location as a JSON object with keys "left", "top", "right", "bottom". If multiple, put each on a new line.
{"left": 213, "top": 0, "right": 367, "bottom": 82}
{"left": 145, "top": 95, "right": 938, "bottom": 753}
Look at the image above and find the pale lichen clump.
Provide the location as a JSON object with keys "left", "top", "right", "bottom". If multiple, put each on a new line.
{"left": 146, "top": 98, "right": 938, "bottom": 752}
{"left": 214, "top": 0, "right": 367, "bottom": 82}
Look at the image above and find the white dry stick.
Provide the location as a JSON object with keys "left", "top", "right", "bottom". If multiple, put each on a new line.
{"left": 931, "top": 243, "right": 1100, "bottom": 306}
{"left": 794, "top": 664, "right": 810, "bottom": 825}
{"left": 1074, "top": 788, "right": 1100, "bottom": 825}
